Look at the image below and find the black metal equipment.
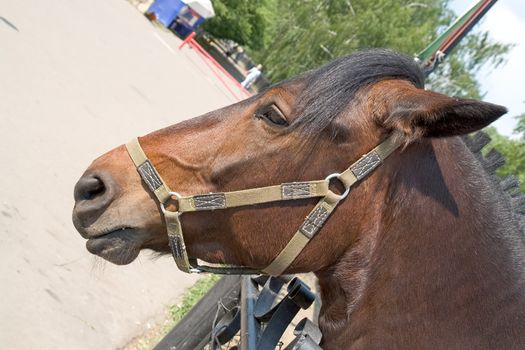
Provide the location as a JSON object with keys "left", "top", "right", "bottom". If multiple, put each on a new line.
{"left": 156, "top": 275, "right": 321, "bottom": 349}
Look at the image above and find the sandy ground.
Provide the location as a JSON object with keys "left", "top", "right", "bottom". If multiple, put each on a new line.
{"left": 0, "top": 1, "right": 242, "bottom": 349}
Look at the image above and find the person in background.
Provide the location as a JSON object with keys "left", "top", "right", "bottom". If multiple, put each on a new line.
{"left": 241, "top": 64, "right": 262, "bottom": 88}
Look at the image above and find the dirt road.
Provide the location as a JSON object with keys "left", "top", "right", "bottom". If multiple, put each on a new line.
{"left": 0, "top": 1, "right": 239, "bottom": 348}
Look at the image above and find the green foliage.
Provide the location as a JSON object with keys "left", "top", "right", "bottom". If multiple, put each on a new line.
{"left": 203, "top": 0, "right": 273, "bottom": 49}
{"left": 484, "top": 115, "right": 525, "bottom": 192}
{"left": 515, "top": 113, "right": 525, "bottom": 138}
{"left": 203, "top": 0, "right": 511, "bottom": 99}
{"left": 257, "top": 0, "right": 449, "bottom": 81}
{"left": 169, "top": 274, "right": 220, "bottom": 323}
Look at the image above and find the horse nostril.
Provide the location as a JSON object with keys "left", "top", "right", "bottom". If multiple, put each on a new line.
{"left": 74, "top": 175, "right": 106, "bottom": 202}
{"left": 73, "top": 172, "right": 117, "bottom": 230}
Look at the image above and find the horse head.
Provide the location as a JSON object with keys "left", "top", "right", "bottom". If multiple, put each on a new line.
{"left": 72, "top": 49, "right": 505, "bottom": 272}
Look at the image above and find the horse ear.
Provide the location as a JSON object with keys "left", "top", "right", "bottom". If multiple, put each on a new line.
{"left": 378, "top": 81, "right": 507, "bottom": 141}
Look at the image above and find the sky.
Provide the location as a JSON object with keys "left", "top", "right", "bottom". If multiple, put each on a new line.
{"left": 450, "top": 0, "right": 525, "bottom": 136}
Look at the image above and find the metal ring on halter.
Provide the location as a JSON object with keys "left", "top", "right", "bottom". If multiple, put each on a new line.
{"left": 160, "top": 191, "right": 182, "bottom": 214}
{"left": 325, "top": 173, "right": 350, "bottom": 200}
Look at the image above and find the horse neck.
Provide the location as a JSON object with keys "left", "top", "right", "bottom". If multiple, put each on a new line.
{"left": 316, "top": 137, "right": 525, "bottom": 349}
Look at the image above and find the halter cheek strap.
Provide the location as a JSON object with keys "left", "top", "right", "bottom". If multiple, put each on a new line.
{"left": 125, "top": 139, "right": 194, "bottom": 272}
{"left": 125, "top": 133, "right": 402, "bottom": 275}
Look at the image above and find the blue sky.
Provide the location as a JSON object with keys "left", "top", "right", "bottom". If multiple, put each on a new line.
{"left": 450, "top": 0, "right": 525, "bottom": 136}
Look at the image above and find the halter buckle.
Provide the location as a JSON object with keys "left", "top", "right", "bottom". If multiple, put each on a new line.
{"left": 325, "top": 173, "right": 350, "bottom": 200}
{"left": 160, "top": 191, "right": 182, "bottom": 214}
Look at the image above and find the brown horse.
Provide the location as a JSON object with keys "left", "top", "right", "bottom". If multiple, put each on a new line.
{"left": 72, "top": 49, "right": 525, "bottom": 349}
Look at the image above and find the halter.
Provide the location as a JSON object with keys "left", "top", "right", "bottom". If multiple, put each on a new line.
{"left": 125, "top": 133, "right": 402, "bottom": 276}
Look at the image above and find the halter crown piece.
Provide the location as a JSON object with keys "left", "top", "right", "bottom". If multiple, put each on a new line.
{"left": 125, "top": 134, "right": 402, "bottom": 275}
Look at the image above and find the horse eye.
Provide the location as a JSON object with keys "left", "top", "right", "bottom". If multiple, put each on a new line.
{"left": 255, "top": 105, "right": 289, "bottom": 127}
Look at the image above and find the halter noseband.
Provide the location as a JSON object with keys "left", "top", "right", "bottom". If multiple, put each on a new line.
{"left": 125, "top": 134, "right": 402, "bottom": 275}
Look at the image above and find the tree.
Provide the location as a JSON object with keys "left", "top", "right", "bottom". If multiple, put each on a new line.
{"left": 515, "top": 112, "right": 525, "bottom": 137}
{"left": 202, "top": 0, "right": 274, "bottom": 50}
{"left": 256, "top": 0, "right": 446, "bottom": 80}
{"left": 484, "top": 114, "right": 525, "bottom": 192}
{"left": 243, "top": 0, "right": 510, "bottom": 99}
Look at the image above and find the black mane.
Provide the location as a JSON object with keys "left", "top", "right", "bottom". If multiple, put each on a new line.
{"left": 291, "top": 48, "right": 424, "bottom": 133}
{"left": 463, "top": 132, "right": 525, "bottom": 235}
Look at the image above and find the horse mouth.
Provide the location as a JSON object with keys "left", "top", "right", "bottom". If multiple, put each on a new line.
{"left": 85, "top": 227, "right": 141, "bottom": 265}
{"left": 87, "top": 226, "right": 135, "bottom": 239}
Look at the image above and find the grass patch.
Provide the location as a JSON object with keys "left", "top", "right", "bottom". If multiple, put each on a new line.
{"left": 123, "top": 275, "right": 221, "bottom": 350}
{"left": 169, "top": 274, "right": 221, "bottom": 323}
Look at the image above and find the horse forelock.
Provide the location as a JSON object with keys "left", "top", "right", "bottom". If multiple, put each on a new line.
{"left": 289, "top": 48, "right": 425, "bottom": 135}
